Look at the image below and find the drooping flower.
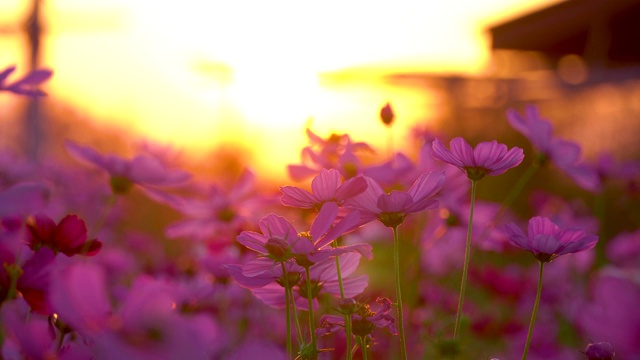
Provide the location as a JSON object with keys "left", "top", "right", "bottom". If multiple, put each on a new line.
{"left": 504, "top": 216, "right": 598, "bottom": 263}
{"left": 346, "top": 171, "right": 445, "bottom": 227}
{"left": 26, "top": 214, "right": 102, "bottom": 257}
{"left": 431, "top": 137, "right": 524, "bottom": 181}
{"left": 506, "top": 105, "right": 599, "bottom": 191}
{"left": 0, "top": 65, "right": 52, "bottom": 97}
{"left": 280, "top": 168, "right": 367, "bottom": 209}
{"left": 65, "top": 141, "right": 191, "bottom": 195}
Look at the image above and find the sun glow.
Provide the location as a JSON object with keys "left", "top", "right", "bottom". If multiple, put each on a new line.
{"left": 1, "top": 0, "right": 561, "bottom": 180}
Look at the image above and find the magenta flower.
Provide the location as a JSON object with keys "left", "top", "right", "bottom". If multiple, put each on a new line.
{"left": 26, "top": 214, "right": 102, "bottom": 257}
{"left": 288, "top": 129, "right": 373, "bottom": 181}
{"left": 506, "top": 105, "right": 599, "bottom": 191}
{"left": 66, "top": 141, "right": 191, "bottom": 194}
{"left": 346, "top": 171, "right": 445, "bottom": 227}
{"left": 291, "top": 202, "right": 371, "bottom": 264}
{"left": 316, "top": 297, "right": 398, "bottom": 338}
{"left": 504, "top": 216, "right": 598, "bottom": 263}
{"left": 431, "top": 137, "right": 524, "bottom": 181}
{"left": 0, "top": 65, "right": 52, "bottom": 97}
{"left": 280, "top": 168, "right": 367, "bottom": 209}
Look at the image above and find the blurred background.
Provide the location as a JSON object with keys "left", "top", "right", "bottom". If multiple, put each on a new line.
{"left": 1, "top": 0, "right": 639, "bottom": 182}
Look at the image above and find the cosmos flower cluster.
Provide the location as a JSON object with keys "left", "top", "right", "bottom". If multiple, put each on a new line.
{"left": 0, "top": 66, "right": 637, "bottom": 359}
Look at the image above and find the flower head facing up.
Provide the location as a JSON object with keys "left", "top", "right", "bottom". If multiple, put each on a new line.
{"left": 505, "top": 216, "right": 598, "bottom": 263}
{"left": 346, "top": 171, "right": 445, "bottom": 227}
{"left": 432, "top": 138, "right": 524, "bottom": 181}
{"left": 26, "top": 214, "right": 102, "bottom": 257}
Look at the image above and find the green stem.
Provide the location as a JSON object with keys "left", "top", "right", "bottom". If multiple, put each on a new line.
{"left": 288, "top": 285, "right": 304, "bottom": 344}
{"left": 392, "top": 226, "right": 407, "bottom": 360}
{"left": 305, "top": 267, "right": 317, "bottom": 352}
{"left": 360, "top": 336, "right": 369, "bottom": 360}
{"left": 453, "top": 180, "right": 477, "bottom": 339}
{"left": 333, "top": 251, "right": 353, "bottom": 360}
{"left": 281, "top": 262, "right": 293, "bottom": 359}
{"left": 522, "top": 262, "right": 545, "bottom": 360}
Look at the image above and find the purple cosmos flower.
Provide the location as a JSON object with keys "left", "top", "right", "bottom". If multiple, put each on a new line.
{"left": 431, "top": 137, "right": 524, "bottom": 181}
{"left": 26, "top": 214, "right": 102, "bottom": 257}
{"left": 316, "top": 297, "right": 398, "bottom": 338}
{"left": 280, "top": 168, "right": 367, "bottom": 209}
{"left": 504, "top": 216, "right": 598, "bottom": 263}
{"left": 506, "top": 105, "right": 599, "bottom": 191}
{"left": 0, "top": 65, "right": 52, "bottom": 97}
{"left": 65, "top": 141, "right": 191, "bottom": 194}
{"left": 346, "top": 171, "right": 445, "bottom": 227}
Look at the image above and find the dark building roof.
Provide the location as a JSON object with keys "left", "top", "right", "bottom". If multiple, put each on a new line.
{"left": 489, "top": 0, "right": 640, "bottom": 68}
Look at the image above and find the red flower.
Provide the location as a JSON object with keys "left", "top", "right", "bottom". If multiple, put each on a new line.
{"left": 26, "top": 214, "right": 102, "bottom": 257}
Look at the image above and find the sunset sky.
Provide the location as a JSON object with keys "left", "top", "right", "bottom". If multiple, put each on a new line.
{"left": 0, "top": 0, "right": 561, "bottom": 180}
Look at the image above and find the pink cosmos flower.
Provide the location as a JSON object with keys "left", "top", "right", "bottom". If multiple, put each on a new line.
{"left": 288, "top": 129, "right": 373, "bottom": 181}
{"left": 147, "top": 170, "right": 268, "bottom": 242}
{"left": 431, "top": 137, "right": 524, "bottom": 181}
{"left": 506, "top": 105, "right": 599, "bottom": 191}
{"left": 504, "top": 216, "right": 598, "bottom": 263}
{"left": 280, "top": 168, "right": 367, "bottom": 209}
{"left": 346, "top": 171, "right": 445, "bottom": 227}
{"left": 0, "top": 65, "right": 52, "bottom": 97}
{"left": 290, "top": 202, "right": 372, "bottom": 266}
{"left": 316, "top": 297, "right": 398, "bottom": 338}
{"left": 65, "top": 141, "right": 191, "bottom": 194}
{"left": 26, "top": 214, "right": 102, "bottom": 257}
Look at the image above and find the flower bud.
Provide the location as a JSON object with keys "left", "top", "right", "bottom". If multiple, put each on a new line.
{"left": 380, "top": 102, "right": 394, "bottom": 126}
{"left": 265, "top": 237, "right": 291, "bottom": 262}
{"left": 584, "top": 342, "right": 615, "bottom": 360}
